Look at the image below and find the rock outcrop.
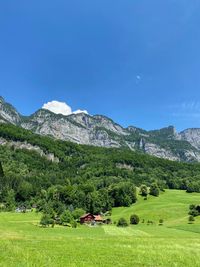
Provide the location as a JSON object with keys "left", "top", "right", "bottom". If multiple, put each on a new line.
{"left": 1, "top": 96, "right": 200, "bottom": 162}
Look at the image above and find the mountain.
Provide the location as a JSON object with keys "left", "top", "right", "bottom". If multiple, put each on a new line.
{"left": 1, "top": 96, "right": 200, "bottom": 162}
{"left": 0, "top": 97, "right": 21, "bottom": 124}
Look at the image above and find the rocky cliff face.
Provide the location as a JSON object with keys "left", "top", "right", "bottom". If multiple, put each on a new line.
{"left": 180, "top": 129, "right": 200, "bottom": 150}
{"left": 0, "top": 97, "right": 21, "bottom": 124}
{"left": 1, "top": 96, "right": 200, "bottom": 162}
{"left": 0, "top": 137, "right": 59, "bottom": 162}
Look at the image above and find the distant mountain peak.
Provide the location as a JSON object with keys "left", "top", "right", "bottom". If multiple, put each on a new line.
{"left": 1, "top": 96, "right": 200, "bottom": 162}
{"left": 0, "top": 96, "right": 5, "bottom": 102}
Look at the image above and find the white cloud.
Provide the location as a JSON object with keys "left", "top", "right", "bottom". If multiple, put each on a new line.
{"left": 42, "top": 100, "right": 88, "bottom": 116}
{"left": 43, "top": 101, "right": 72, "bottom": 115}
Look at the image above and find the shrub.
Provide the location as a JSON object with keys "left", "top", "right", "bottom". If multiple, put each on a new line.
{"left": 72, "top": 220, "right": 77, "bottom": 228}
{"left": 60, "top": 210, "right": 74, "bottom": 226}
{"left": 130, "top": 214, "right": 140, "bottom": 225}
{"left": 117, "top": 218, "right": 128, "bottom": 227}
{"left": 40, "top": 214, "right": 53, "bottom": 227}
{"left": 188, "top": 215, "right": 195, "bottom": 224}
{"left": 72, "top": 208, "right": 86, "bottom": 221}
{"left": 105, "top": 218, "right": 112, "bottom": 224}
{"left": 188, "top": 204, "right": 200, "bottom": 217}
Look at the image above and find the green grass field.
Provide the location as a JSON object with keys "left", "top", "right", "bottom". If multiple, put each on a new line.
{"left": 1, "top": 190, "right": 200, "bottom": 267}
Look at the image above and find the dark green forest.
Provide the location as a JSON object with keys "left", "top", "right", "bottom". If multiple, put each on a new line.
{"left": 0, "top": 123, "right": 200, "bottom": 217}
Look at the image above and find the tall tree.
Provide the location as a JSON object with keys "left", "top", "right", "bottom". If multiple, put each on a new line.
{"left": 0, "top": 161, "right": 4, "bottom": 177}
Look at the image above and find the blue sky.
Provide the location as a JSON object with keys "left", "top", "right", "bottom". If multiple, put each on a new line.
{"left": 0, "top": 0, "right": 200, "bottom": 131}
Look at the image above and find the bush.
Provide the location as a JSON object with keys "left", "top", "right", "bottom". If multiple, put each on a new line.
{"left": 105, "top": 218, "right": 112, "bottom": 224}
{"left": 71, "top": 220, "right": 77, "bottom": 228}
{"left": 188, "top": 204, "right": 200, "bottom": 217}
{"left": 72, "top": 208, "right": 86, "bottom": 221}
{"left": 60, "top": 210, "right": 74, "bottom": 226}
{"left": 188, "top": 215, "right": 195, "bottom": 224}
{"left": 40, "top": 214, "right": 54, "bottom": 227}
{"left": 117, "top": 218, "right": 128, "bottom": 227}
{"left": 130, "top": 214, "right": 140, "bottom": 225}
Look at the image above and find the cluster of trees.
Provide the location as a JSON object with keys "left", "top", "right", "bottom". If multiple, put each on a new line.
{"left": 140, "top": 183, "right": 160, "bottom": 198}
{"left": 35, "top": 182, "right": 137, "bottom": 218}
{"left": 40, "top": 207, "right": 85, "bottom": 228}
{"left": 1, "top": 123, "right": 200, "bottom": 214}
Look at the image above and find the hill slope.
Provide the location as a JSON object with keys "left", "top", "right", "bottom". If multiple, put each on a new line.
{"left": 1, "top": 122, "right": 200, "bottom": 211}
{"left": 1, "top": 190, "right": 200, "bottom": 267}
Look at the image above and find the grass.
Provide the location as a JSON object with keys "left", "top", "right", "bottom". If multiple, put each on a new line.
{"left": 0, "top": 190, "right": 200, "bottom": 266}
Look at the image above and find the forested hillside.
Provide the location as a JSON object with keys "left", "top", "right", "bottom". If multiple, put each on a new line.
{"left": 1, "top": 123, "right": 200, "bottom": 214}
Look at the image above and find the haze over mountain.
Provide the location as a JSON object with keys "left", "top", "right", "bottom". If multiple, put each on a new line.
{"left": 1, "top": 96, "right": 200, "bottom": 162}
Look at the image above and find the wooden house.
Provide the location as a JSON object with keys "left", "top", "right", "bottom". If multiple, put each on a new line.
{"left": 80, "top": 213, "right": 104, "bottom": 224}
{"left": 80, "top": 213, "right": 95, "bottom": 224}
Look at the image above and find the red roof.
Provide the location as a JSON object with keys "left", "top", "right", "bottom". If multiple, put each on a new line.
{"left": 80, "top": 213, "right": 95, "bottom": 219}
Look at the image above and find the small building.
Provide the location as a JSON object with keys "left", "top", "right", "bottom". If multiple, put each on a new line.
{"left": 94, "top": 215, "right": 103, "bottom": 223}
{"left": 80, "top": 213, "right": 95, "bottom": 224}
{"left": 80, "top": 213, "right": 104, "bottom": 224}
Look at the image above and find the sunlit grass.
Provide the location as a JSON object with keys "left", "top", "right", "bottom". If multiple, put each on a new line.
{"left": 0, "top": 190, "right": 200, "bottom": 266}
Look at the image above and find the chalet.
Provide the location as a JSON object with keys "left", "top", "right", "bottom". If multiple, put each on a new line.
{"left": 80, "top": 213, "right": 95, "bottom": 224}
{"left": 80, "top": 213, "right": 104, "bottom": 224}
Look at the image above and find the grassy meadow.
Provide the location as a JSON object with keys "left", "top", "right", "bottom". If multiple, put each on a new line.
{"left": 1, "top": 190, "right": 200, "bottom": 267}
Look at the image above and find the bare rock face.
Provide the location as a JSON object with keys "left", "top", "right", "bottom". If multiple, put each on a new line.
{"left": 0, "top": 97, "right": 21, "bottom": 124}
{"left": 180, "top": 129, "right": 200, "bottom": 150}
{"left": 1, "top": 96, "right": 200, "bottom": 162}
{"left": 143, "top": 142, "right": 180, "bottom": 161}
{"left": 0, "top": 137, "right": 59, "bottom": 162}
{"left": 21, "top": 110, "right": 124, "bottom": 148}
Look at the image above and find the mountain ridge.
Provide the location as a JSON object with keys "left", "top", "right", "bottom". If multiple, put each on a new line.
{"left": 1, "top": 96, "right": 200, "bottom": 162}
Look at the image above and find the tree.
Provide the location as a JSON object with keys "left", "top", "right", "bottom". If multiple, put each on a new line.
{"left": 72, "top": 208, "right": 86, "bottom": 221}
{"left": 109, "top": 182, "right": 137, "bottom": 207}
{"left": 188, "top": 204, "right": 200, "bottom": 217}
{"left": 40, "top": 214, "right": 54, "bottom": 227}
{"left": 5, "top": 189, "right": 15, "bottom": 211}
{"left": 0, "top": 162, "right": 4, "bottom": 177}
{"left": 117, "top": 218, "right": 128, "bottom": 227}
{"left": 130, "top": 214, "right": 140, "bottom": 225}
{"left": 60, "top": 210, "right": 74, "bottom": 226}
{"left": 159, "top": 219, "right": 164, "bottom": 225}
{"left": 188, "top": 215, "right": 195, "bottom": 224}
{"left": 16, "top": 181, "right": 33, "bottom": 201}
{"left": 149, "top": 183, "right": 159, "bottom": 197}
{"left": 186, "top": 182, "right": 200, "bottom": 193}
{"left": 140, "top": 185, "right": 148, "bottom": 197}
